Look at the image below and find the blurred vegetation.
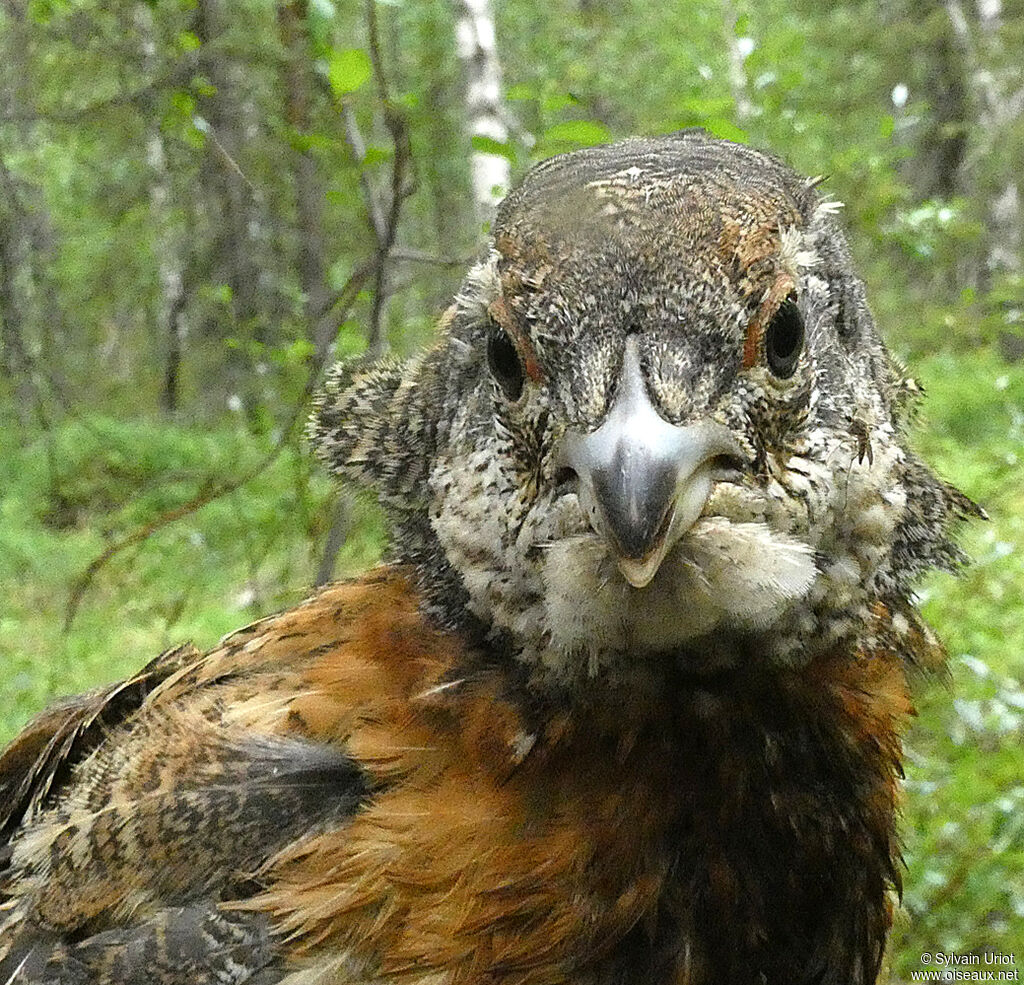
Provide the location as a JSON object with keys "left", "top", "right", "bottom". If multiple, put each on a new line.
{"left": 0, "top": 0, "right": 1021, "bottom": 976}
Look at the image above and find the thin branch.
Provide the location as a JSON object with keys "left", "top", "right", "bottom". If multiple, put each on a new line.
{"left": 311, "top": 256, "right": 376, "bottom": 366}
{"left": 389, "top": 246, "right": 472, "bottom": 267}
{"left": 198, "top": 120, "right": 260, "bottom": 200}
{"left": 0, "top": 59, "right": 199, "bottom": 124}
{"left": 312, "top": 0, "right": 417, "bottom": 581}
{"left": 341, "top": 103, "right": 387, "bottom": 242}
{"left": 62, "top": 0, "right": 424, "bottom": 616}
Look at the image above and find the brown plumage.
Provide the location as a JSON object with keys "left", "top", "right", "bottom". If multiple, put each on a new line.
{"left": 0, "top": 132, "right": 977, "bottom": 984}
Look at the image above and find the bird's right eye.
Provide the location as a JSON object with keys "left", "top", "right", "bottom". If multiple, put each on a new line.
{"left": 765, "top": 295, "right": 804, "bottom": 379}
{"left": 487, "top": 323, "right": 526, "bottom": 401}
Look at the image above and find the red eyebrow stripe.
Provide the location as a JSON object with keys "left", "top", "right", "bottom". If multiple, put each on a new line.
{"left": 488, "top": 297, "right": 545, "bottom": 383}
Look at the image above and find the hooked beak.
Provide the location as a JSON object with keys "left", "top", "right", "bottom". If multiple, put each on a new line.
{"left": 559, "top": 337, "right": 746, "bottom": 588}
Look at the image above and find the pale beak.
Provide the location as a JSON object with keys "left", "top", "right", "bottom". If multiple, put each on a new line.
{"left": 559, "top": 336, "right": 746, "bottom": 588}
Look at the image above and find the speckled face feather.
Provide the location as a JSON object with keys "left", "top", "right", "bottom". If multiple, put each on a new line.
{"left": 310, "top": 130, "right": 979, "bottom": 681}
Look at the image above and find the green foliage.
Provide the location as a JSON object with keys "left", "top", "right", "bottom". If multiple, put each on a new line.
{"left": 328, "top": 48, "right": 372, "bottom": 96}
{"left": 888, "top": 350, "right": 1024, "bottom": 964}
{"left": 0, "top": 415, "right": 384, "bottom": 743}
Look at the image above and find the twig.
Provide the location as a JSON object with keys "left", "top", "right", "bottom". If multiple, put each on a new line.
{"left": 389, "top": 246, "right": 470, "bottom": 267}
{"left": 341, "top": 103, "right": 387, "bottom": 242}
{"left": 199, "top": 120, "right": 260, "bottom": 200}
{"left": 0, "top": 59, "right": 199, "bottom": 124}
{"left": 63, "top": 1, "right": 424, "bottom": 617}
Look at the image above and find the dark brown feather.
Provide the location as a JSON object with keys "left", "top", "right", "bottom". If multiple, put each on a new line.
{"left": 0, "top": 643, "right": 200, "bottom": 842}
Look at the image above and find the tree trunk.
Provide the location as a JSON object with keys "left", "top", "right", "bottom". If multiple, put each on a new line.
{"left": 277, "top": 0, "right": 328, "bottom": 329}
{"left": 944, "top": 0, "right": 1023, "bottom": 282}
{"left": 453, "top": 0, "right": 510, "bottom": 231}
{"left": 195, "top": 0, "right": 264, "bottom": 334}
{"left": 972, "top": 0, "right": 1021, "bottom": 295}
{"left": 908, "top": 1, "right": 970, "bottom": 200}
{"left": 136, "top": 5, "right": 187, "bottom": 414}
{"left": 944, "top": 0, "right": 1023, "bottom": 355}
{"left": 722, "top": 0, "right": 753, "bottom": 125}
{"left": 0, "top": 143, "right": 49, "bottom": 439}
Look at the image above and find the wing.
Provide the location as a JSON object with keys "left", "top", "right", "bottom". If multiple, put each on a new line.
{"left": 0, "top": 643, "right": 200, "bottom": 843}
{"left": 0, "top": 574, "right": 420, "bottom": 985}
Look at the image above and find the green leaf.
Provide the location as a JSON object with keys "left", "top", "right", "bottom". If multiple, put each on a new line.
{"left": 542, "top": 120, "right": 610, "bottom": 146}
{"left": 335, "top": 319, "right": 367, "bottom": 358}
{"left": 328, "top": 48, "right": 372, "bottom": 96}
{"left": 471, "top": 135, "right": 515, "bottom": 160}
{"left": 170, "top": 91, "right": 197, "bottom": 117}
{"left": 678, "top": 95, "right": 734, "bottom": 118}
{"left": 701, "top": 118, "right": 747, "bottom": 143}
{"left": 541, "top": 92, "right": 578, "bottom": 115}
{"left": 27, "top": 0, "right": 70, "bottom": 24}
{"left": 361, "top": 145, "right": 392, "bottom": 169}
{"left": 183, "top": 124, "right": 206, "bottom": 150}
{"left": 506, "top": 83, "right": 534, "bottom": 101}
{"left": 277, "top": 338, "right": 315, "bottom": 365}
{"left": 177, "top": 31, "right": 202, "bottom": 52}
{"left": 191, "top": 75, "right": 217, "bottom": 98}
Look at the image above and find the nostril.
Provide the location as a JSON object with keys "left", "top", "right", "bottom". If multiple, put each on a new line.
{"left": 554, "top": 465, "right": 579, "bottom": 492}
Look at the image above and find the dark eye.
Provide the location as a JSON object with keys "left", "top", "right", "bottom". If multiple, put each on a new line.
{"left": 487, "top": 323, "right": 526, "bottom": 400}
{"left": 765, "top": 296, "right": 804, "bottom": 379}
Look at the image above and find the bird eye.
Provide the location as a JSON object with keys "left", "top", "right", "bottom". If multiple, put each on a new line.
{"left": 765, "top": 295, "right": 804, "bottom": 379}
{"left": 487, "top": 323, "right": 526, "bottom": 401}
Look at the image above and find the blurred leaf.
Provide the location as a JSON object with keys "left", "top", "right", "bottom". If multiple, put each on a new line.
{"left": 328, "top": 48, "right": 372, "bottom": 96}
{"left": 702, "top": 118, "right": 747, "bottom": 143}
{"left": 471, "top": 135, "right": 516, "bottom": 160}
{"left": 191, "top": 75, "right": 217, "bottom": 98}
{"left": 27, "top": 0, "right": 71, "bottom": 23}
{"left": 361, "top": 144, "right": 392, "bottom": 169}
{"left": 506, "top": 83, "right": 534, "bottom": 101}
{"left": 542, "top": 120, "right": 611, "bottom": 146}
{"left": 176, "top": 31, "right": 201, "bottom": 53}
{"left": 541, "top": 92, "right": 578, "bottom": 114}
{"left": 677, "top": 94, "right": 735, "bottom": 117}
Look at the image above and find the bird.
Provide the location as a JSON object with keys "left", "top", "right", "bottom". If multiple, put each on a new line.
{"left": 0, "top": 130, "right": 980, "bottom": 985}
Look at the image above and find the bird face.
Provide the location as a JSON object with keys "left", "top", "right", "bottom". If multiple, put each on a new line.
{"left": 313, "top": 133, "right": 970, "bottom": 679}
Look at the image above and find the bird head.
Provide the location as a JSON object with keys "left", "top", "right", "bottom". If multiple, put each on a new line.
{"left": 311, "top": 132, "right": 977, "bottom": 679}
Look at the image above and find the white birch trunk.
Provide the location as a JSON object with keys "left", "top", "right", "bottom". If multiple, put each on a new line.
{"left": 973, "top": 0, "right": 1021, "bottom": 285}
{"left": 722, "top": 0, "right": 753, "bottom": 125}
{"left": 453, "top": 0, "right": 510, "bottom": 229}
{"left": 945, "top": 0, "right": 1022, "bottom": 284}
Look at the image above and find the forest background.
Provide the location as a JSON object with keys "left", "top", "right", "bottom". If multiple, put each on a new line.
{"left": 0, "top": 0, "right": 1022, "bottom": 976}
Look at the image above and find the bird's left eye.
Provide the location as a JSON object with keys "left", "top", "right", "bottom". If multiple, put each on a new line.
{"left": 765, "top": 295, "right": 804, "bottom": 379}
{"left": 487, "top": 323, "right": 526, "bottom": 400}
